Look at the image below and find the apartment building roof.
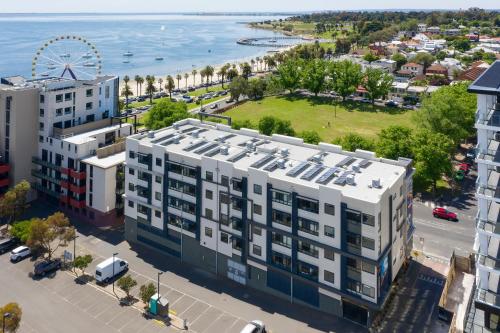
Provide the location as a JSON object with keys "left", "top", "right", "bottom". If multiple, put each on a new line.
{"left": 468, "top": 61, "right": 500, "bottom": 95}
{"left": 130, "top": 119, "right": 411, "bottom": 203}
{"left": 83, "top": 151, "right": 125, "bottom": 169}
{"left": 0, "top": 75, "right": 117, "bottom": 91}
{"left": 64, "top": 123, "right": 132, "bottom": 145}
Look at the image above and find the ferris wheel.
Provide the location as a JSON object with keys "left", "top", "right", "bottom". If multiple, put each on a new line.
{"left": 32, "top": 35, "right": 102, "bottom": 80}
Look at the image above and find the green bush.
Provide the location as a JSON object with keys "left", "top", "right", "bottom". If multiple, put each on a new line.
{"left": 9, "top": 219, "right": 33, "bottom": 243}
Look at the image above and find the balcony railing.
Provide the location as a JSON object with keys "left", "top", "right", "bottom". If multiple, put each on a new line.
{"left": 31, "top": 157, "right": 61, "bottom": 171}
{"left": 60, "top": 180, "right": 69, "bottom": 189}
{"left": 32, "top": 182, "right": 60, "bottom": 198}
{"left": 476, "top": 107, "right": 500, "bottom": 128}
{"left": 477, "top": 184, "right": 500, "bottom": 201}
{"left": 477, "top": 288, "right": 500, "bottom": 310}
{"left": 31, "top": 170, "right": 60, "bottom": 185}
{"left": 478, "top": 254, "right": 500, "bottom": 272}
{"left": 69, "top": 183, "right": 86, "bottom": 194}
{"left": 69, "top": 198, "right": 85, "bottom": 209}
{"left": 69, "top": 169, "right": 86, "bottom": 180}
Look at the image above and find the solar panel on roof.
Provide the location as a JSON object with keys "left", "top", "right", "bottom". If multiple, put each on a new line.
{"left": 181, "top": 127, "right": 197, "bottom": 133}
{"left": 194, "top": 143, "right": 219, "bottom": 155}
{"left": 336, "top": 156, "right": 355, "bottom": 167}
{"left": 204, "top": 147, "right": 220, "bottom": 157}
{"left": 358, "top": 159, "right": 371, "bottom": 168}
{"left": 316, "top": 167, "right": 340, "bottom": 184}
{"left": 160, "top": 135, "right": 184, "bottom": 146}
{"left": 250, "top": 155, "right": 275, "bottom": 169}
{"left": 216, "top": 134, "right": 237, "bottom": 142}
{"left": 227, "top": 150, "right": 248, "bottom": 163}
{"left": 301, "top": 164, "right": 325, "bottom": 181}
{"left": 183, "top": 140, "right": 207, "bottom": 152}
{"left": 263, "top": 161, "right": 279, "bottom": 172}
{"left": 286, "top": 161, "right": 310, "bottom": 177}
{"left": 333, "top": 176, "right": 347, "bottom": 186}
{"left": 151, "top": 133, "right": 175, "bottom": 144}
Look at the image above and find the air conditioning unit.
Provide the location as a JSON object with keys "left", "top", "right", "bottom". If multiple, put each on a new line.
{"left": 277, "top": 159, "right": 286, "bottom": 169}
{"left": 371, "top": 179, "right": 381, "bottom": 188}
{"left": 220, "top": 145, "right": 229, "bottom": 155}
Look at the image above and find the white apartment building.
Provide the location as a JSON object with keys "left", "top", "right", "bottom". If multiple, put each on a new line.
{"left": 469, "top": 60, "right": 500, "bottom": 331}
{"left": 124, "top": 118, "right": 414, "bottom": 326}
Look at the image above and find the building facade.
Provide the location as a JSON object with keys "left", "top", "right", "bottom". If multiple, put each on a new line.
{"left": 124, "top": 118, "right": 415, "bottom": 326}
{"left": 469, "top": 61, "right": 500, "bottom": 330}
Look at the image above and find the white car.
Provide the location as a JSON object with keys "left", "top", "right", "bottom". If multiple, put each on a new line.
{"left": 10, "top": 246, "right": 31, "bottom": 262}
{"left": 240, "top": 320, "right": 266, "bottom": 333}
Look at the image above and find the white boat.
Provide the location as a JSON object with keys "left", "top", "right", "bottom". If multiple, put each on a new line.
{"left": 83, "top": 62, "right": 95, "bottom": 67}
{"left": 82, "top": 52, "right": 93, "bottom": 59}
{"left": 123, "top": 51, "right": 133, "bottom": 57}
{"left": 269, "top": 39, "right": 277, "bottom": 43}
{"left": 47, "top": 64, "right": 57, "bottom": 70}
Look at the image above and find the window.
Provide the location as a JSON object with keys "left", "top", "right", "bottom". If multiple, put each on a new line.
{"left": 272, "top": 209, "right": 291, "bottom": 227}
{"left": 155, "top": 192, "right": 161, "bottom": 201}
{"left": 297, "top": 261, "right": 318, "bottom": 280}
{"left": 232, "top": 179, "right": 243, "bottom": 192}
{"left": 271, "top": 190, "right": 291, "bottom": 205}
{"left": 324, "top": 203, "right": 335, "bottom": 216}
{"left": 40, "top": 95, "right": 45, "bottom": 103}
{"left": 205, "top": 208, "right": 213, "bottom": 220}
{"left": 324, "top": 248, "right": 335, "bottom": 261}
{"left": 156, "top": 158, "right": 162, "bottom": 167}
{"left": 253, "top": 184, "right": 262, "bottom": 195}
{"left": 155, "top": 175, "right": 162, "bottom": 184}
{"left": 86, "top": 89, "right": 93, "bottom": 97}
{"left": 85, "top": 102, "right": 93, "bottom": 110}
{"left": 324, "top": 225, "right": 335, "bottom": 238}
{"left": 205, "top": 227, "right": 212, "bottom": 238}
{"left": 231, "top": 197, "right": 243, "bottom": 211}
{"left": 89, "top": 194, "right": 93, "bottom": 207}
{"left": 220, "top": 232, "right": 229, "bottom": 243}
{"left": 272, "top": 232, "right": 291, "bottom": 248}
{"left": 362, "top": 237, "right": 375, "bottom": 250}
{"left": 252, "top": 225, "right": 262, "bottom": 236}
{"left": 64, "top": 92, "right": 72, "bottom": 101}
{"left": 155, "top": 210, "right": 161, "bottom": 218}
{"left": 105, "top": 86, "right": 110, "bottom": 98}
{"left": 129, "top": 151, "right": 136, "bottom": 159}
{"left": 206, "top": 171, "right": 213, "bottom": 182}
{"left": 221, "top": 175, "right": 229, "bottom": 187}
{"left": 362, "top": 285, "right": 375, "bottom": 298}
{"left": 297, "top": 197, "right": 319, "bottom": 213}
{"left": 39, "top": 122, "right": 44, "bottom": 131}
{"left": 298, "top": 218, "right": 319, "bottom": 236}
{"left": 205, "top": 190, "right": 213, "bottom": 200}
{"left": 56, "top": 94, "right": 63, "bottom": 103}
{"left": 346, "top": 209, "right": 361, "bottom": 223}
{"left": 362, "top": 261, "right": 375, "bottom": 274}
{"left": 220, "top": 192, "right": 230, "bottom": 204}
{"left": 362, "top": 214, "right": 375, "bottom": 227}
{"left": 298, "top": 240, "right": 319, "bottom": 258}
{"left": 271, "top": 251, "right": 291, "bottom": 269}
{"left": 253, "top": 204, "right": 262, "bottom": 216}
{"left": 128, "top": 183, "right": 135, "bottom": 191}
{"left": 128, "top": 168, "right": 135, "bottom": 175}
{"left": 39, "top": 108, "right": 44, "bottom": 117}
{"left": 324, "top": 270, "right": 335, "bottom": 284}
{"left": 252, "top": 245, "right": 262, "bottom": 256}
{"left": 128, "top": 200, "right": 134, "bottom": 208}
{"left": 64, "top": 107, "right": 71, "bottom": 115}
{"left": 56, "top": 108, "right": 63, "bottom": 116}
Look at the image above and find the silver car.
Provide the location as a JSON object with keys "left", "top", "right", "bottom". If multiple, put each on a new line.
{"left": 240, "top": 320, "right": 266, "bottom": 333}
{"left": 10, "top": 246, "right": 31, "bottom": 262}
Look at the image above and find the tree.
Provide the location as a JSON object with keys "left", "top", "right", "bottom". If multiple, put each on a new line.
{"left": 191, "top": 69, "right": 197, "bottom": 86}
{"left": 134, "top": 75, "right": 142, "bottom": 96}
{"left": 414, "top": 82, "right": 476, "bottom": 146}
{"left": 117, "top": 274, "right": 137, "bottom": 299}
{"left": 157, "top": 78, "right": 163, "bottom": 92}
{"left": 300, "top": 131, "right": 322, "bottom": 145}
{"left": 276, "top": 58, "right": 303, "bottom": 93}
{"left": 226, "top": 68, "right": 239, "bottom": 81}
{"left": 246, "top": 78, "right": 267, "bottom": 100}
{"left": 332, "top": 133, "right": 374, "bottom": 152}
{"left": 231, "top": 119, "right": 254, "bottom": 130}
{"left": 435, "top": 50, "right": 447, "bottom": 61}
{"left": 302, "top": 59, "right": 328, "bottom": 96}
{"left": 0, "top": 180, "right": 30, "bottom": 229}
{"left": 27, "top": 212, "right": 75, "bottom": 260}
{"left": 258, "top": 116, "right": 277, "bottom": 136}
{"left": 413, "top": 53, "right": 436, "bottom": 72}
{"left": 139, "top": 282, "right": 157, "bottom": 307}
{"left": 218, "top": 64, "right": 230, "bottom": 88}
{"left": 362, "top": 67, "right": 394, "bottom": 104}
{"left": 9, "top": 219, "right": 33, "bottom": 243}
{"left": 228, "top": 76, "right": 248, "bottom": 102}
{"left": 73, "top": 254, "right": 93, "bottom": 277}
{"left": 143, "top": 99, "right": 189, "bottom": 130}
{"left": 0, "top": 302, "right": 22, "bottom": 332}
{"left": 330, "top": 60, "right": 363, "bottom": 101}
{"left": 145, "top": 75, "right": 156, "bottom": 104}
{"left": 453, "top": 38, "right": 471, "bottom": 52}
{"left": 240, "top": 62, "right": 252, "bottom": 79}
{"left": 175, "top": 74, "right": 182, "bottom": 89}
{"left": 165, "top": 75, "right": 175, "bottom": 99}
{"left": 391, "top": 53, "right": 407, "bottom": 70}
{"left": 335, "top": 38, "right": 351, "bottom": 54}
{"left": 184, "top": 73, "right": 189, "bottom": 89}
{"left": 258, "top": 116, "right": 295, "bottom": 136}
{"left": 363, "top": 52, "right": 380, "bottom": 63}
{"left": 412, "top": 130, "right": 454, "bottom": 195}
{"left": 376, "top": 126, "right": 414, "bottom": 160}
{"left": 121, "top": 83, "right": 133, "bottom": 110}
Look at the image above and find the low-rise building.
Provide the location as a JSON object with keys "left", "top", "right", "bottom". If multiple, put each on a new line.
{"left": 398, "top": 62, "right": 424, "bottom": 78}
{"left": 427, "top": 26, "right": 441, "bottom": 34}
{"left": 426, "top": 63, "right": 449, "bottom": 77}
{"left": 124, "top": 118, "right": 415, "bottom": 327}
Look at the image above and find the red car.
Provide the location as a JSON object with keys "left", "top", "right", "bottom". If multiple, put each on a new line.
{"left": 433, "top": 207, "right": 458, "bottom": 221}
{"left": 459, "top": 163, "right": 470, "bottom": 174}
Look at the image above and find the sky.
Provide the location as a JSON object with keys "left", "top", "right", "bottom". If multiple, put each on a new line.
{"left": 1, "top": 0, "right": 499, "bottom": 13}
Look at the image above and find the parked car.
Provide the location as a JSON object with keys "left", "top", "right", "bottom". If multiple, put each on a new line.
{"left": 210, "top": 104, "right": 219, "bottom": 110}
{"left": 34, "top": 258, "right": 62, "bottom": 276}
{"left": 459, "top": 163, "right": 470, "bottom": 174}
{"left": 466, "top": 148, "right": 477, "bottom": 160}
{"left": 0, "top": 237, "right": 19, "bottom": 254}
{"left": 95, "top": 257, "right": 128, "bottom": 284}
{"left": 10, "top": 246, "right": 31, "bottom": 262}
{"left": 361, "top": 98, "right": 371, "bottom": 103}
{"left": 240, "top": 320, "right": 266, "bottom": 333}
{"left": 433, "top": 207, "right": 458, "bottom": 221}
{"left": 385, "top": 100, "right": 399, "bottom": 107}
{"left": 226, "top": 99, "right": 234, "bottom": 104}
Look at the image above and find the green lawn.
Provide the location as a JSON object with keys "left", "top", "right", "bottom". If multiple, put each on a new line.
{"left": 224, "top": 95, "right": 416, "bottom": 142}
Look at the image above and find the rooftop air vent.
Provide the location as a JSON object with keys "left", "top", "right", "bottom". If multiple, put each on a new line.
{"left": 220, "top": 145, "right": 229, "bottom": 156}
{"left": 352, "top": 165, "right": 361, "bottom": 173}
{"left": 173, "top": 123, "right": 179, "bottom": 130}
{"left": 280, "top": 148, "right": 289, "bottom": 157}
{"left": 346, "top": 174, "right": 355, "bottom": 185}
{"left": 191, "top": 129, "right": 200, "bottom": 138}
{"left": 173, "top": 135, "right": 181, "bottom": 144}
{"left": 277, "top": 159, "right": 286, "bottom": 169}
{"left": 147, "top": 131, "right": 155, "bottom": 139}
{"left": 371, "top": 179, "right": 382, "bottom": 188}
{"left": 246, "top": 141, "right": 256, "bottom": 151}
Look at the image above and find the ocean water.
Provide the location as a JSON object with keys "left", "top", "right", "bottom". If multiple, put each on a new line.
{"left": 0, "top": 13, "right": 292, "bottom": 79}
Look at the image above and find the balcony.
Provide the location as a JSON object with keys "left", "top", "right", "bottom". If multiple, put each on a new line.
{"left": 69, "top": 183, "right": 86, "bottom": 194}
{"left": 478, "top": 253, "right": 500, "bottom": 273}
{"left": 69, "top": 198, "right": 85, "bottom": 209}
{"left": 70, "top": 169, "right": 86, "bottom": 180}
{"left": 0, "top": 178, "right": 9, "bottom": 188}
{"left": 477, "top": 169, "right": 500, "bottom": 202}
{"left": 60, "top": 167, "right": 70, "bottom": 175}
{"left": 477, "top": 140, "right": 500, "bottom": 165}
{"left": 31, "top": 157, "right": 61, "bottom": 171}
{"left": 477, "top": 288, "right": 500, "bottom": 310}
{"left": 0, "top": 163, "right": 10, "bottom": 174}
{"left": 60, "top": 180, "right": 69, "bottom": 189}
{"left": 31, "top": 170, "right": 60, "bottom": 185}
{"left": 32, "top": 182, "right": 60, "bottom": 198}
{"left": 476, "top": 106, "right": 500, "bottom": 130}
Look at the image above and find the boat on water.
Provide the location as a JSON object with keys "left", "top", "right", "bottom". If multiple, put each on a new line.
{"left": 60, "top": 53, "right": 71, "bottom": 58}
{"left": 83, "top": 62, "right": 96, "bottom": 67}
{"left": 123, "top": 60, "right": 130, "bottom": 64}
{"left": 155, "top": 57, "right": 164, "bottom": 61}
{"left": 82, "top": 52, "right": 93, "bottom": 59}
{"left": 123, "top": 51, "right": 133, "bottom": 57}
{"left": 47, "top": 64, "right": 57, "bottom": 70}
{"left": 269, "top": 39, "right": 277, "bottom": 43}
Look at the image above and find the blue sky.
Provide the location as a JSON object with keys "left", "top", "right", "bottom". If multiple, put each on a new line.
{"left": 2, "top": 0, "right": 499, "bottom": 13}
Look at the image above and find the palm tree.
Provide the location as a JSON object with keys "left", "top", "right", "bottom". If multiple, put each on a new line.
{"left": 200, "top": 69, "right": 206, "bottom": 87}
{"left": 134, "top": 75, "right": 142, "bottom": 96}
{"left": 256, "top": 57, "right": 261, "bottom": 71}
{"left": 121, "top": 83, "right": 133, "bottom": 110}
{"left": 136, "top": 76, "right": 144, "bottom": 96}
{"left": 184, "top": 73, "right": 189, "bottom": 89}
{"left": 240, "top": 63, "right": 252, "bottom": 79}
{"left": 145, "top": 75, "right": 156, "bottom": 104}
{"left": 250, "top": 59, "right": 256, "bottom": 72}
{"left": 165, "top": 75, "right": 175, "bottom": 99}
{"left": 217, "top": 64, "right": 228, "bottom": 88}
{"left": 191, "top": 69, "right": 198, "bottom": 86}
{"left": 176, "top": 74, "right": 182, "bottom": 89}
{"left": 204, "top": 65, "right": 214, "bottom": 85}
{"left": 158, "top": 78, "right": 163, "bottom": 92}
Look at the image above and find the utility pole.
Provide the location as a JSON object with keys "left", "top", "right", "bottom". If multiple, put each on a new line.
{"left": 112, "top": 252, "right": 118, "bottom": 293}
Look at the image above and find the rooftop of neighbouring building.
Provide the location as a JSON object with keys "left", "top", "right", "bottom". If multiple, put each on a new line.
{"left": 63, "top": 123, "right": 132, "bottom": 145}
{"left": 468, "top": 60, "right": 500, "bottom": 95}
{"left": 0, "top": 75, "right": 117, "bottom": 92}
{"left": 83, "top": 151, "right": 125, "bottom": 169}
{"left": 129, "top": 118, "right": 412, "bottom": 203}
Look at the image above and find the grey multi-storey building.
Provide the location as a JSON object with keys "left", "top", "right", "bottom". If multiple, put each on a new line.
{"left": 124, "top": 118, "right": 414, "bottom": 326}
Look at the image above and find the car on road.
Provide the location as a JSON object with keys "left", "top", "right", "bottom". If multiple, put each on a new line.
{"left": 0, "top": 237, "right": 19, "bottom": 254}
{"left": 10, "top": 246, "right": 31, "bottom": 262}
{"left": 433, "top": 207, "right": 458, "bottom": 221}
{"left": 95, "top": 256, "right": 128, "bottom": 283}
{"left": 240, "top": 320, "right": 266, "bottom": 333}
{"left": 34, "top": 258, "right": 62, "bottom": 276}
{"left": 361, "top": 98, "right": 371, "bottom": 103}
{"left": 226, "top": 99, "right": 234, "bottom": 104}
{"left": 385, "top": 100, "right": 399, "bottom": 107}
{"left": 210, "top": 104, "right": 218, "bottom": 110}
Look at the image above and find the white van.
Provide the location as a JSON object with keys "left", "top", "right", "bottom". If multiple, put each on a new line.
{"left": 95, "top": 257, "right": 128, "bottom": 283}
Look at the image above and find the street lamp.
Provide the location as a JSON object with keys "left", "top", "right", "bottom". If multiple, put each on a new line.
{"left": 157, "top": 271, "right": 163, "bottom": 304}
{"left": 2, "top": 312, "right": 11, "bottom": 333}
{"left": 112, "top": 252, "right": 118, "bottom": 293}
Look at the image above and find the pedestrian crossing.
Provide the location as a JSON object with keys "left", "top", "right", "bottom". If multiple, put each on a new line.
{"left": 421, "top": 201, "right": 447, "bottom": 209}
{"left": 418, "top": 274, "right": 445, "bottom": 286}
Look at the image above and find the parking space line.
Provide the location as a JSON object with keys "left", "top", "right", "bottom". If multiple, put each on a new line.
{"left": 182, "top": 303, "right": 211, "bottom": 326}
